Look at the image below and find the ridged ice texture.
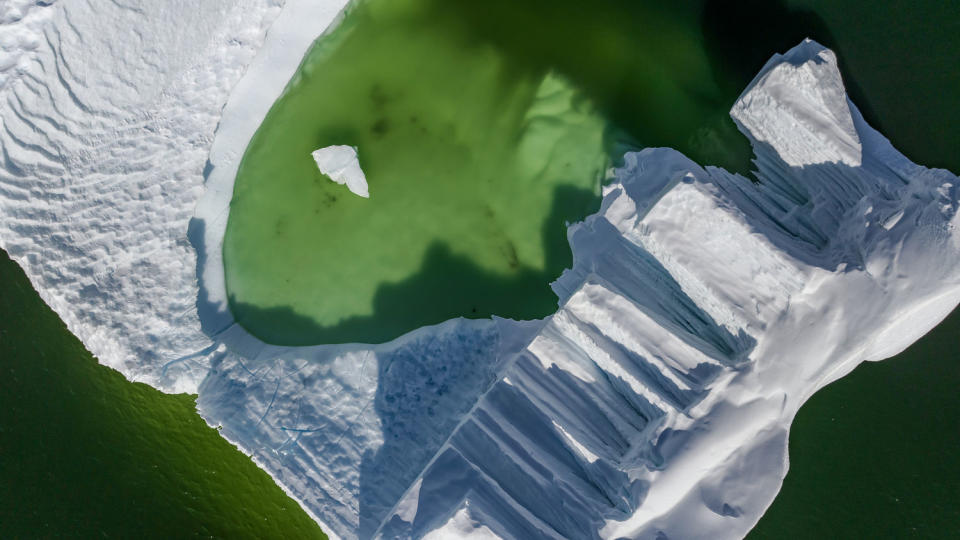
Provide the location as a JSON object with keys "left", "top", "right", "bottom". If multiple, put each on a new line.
{"left": 3, "top": 7, "right": 960, "bottom": 540}
{"left": 0, "top": 0, "right": 286, "bottom": 392}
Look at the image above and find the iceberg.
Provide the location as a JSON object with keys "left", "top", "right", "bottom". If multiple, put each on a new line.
{"left": 312, "top": 145, "right": 370, "bottom": 198}
{"left": 0, "top": 1, "right": 958, "bottom": 538}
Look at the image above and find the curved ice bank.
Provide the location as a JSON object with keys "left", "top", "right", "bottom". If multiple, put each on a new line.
{"left": 1, "top": 3, "right": 959, "bottom": 538}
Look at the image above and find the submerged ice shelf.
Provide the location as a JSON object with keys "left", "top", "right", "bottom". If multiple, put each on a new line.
{"left": 1, "top": 1, "right": 959, "bottom": 538}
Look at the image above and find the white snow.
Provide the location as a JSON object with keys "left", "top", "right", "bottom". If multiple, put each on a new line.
{"left": 0, "top": 0, "right": 55, "bottom": 90}
{"left": 0, "top": 0, "right": 290, "bottom": 393}
{"left": 0, "top": 2, "right": 958, "bottom": 538}
{"left": 312, "top": 145, "right": 369, "bottom": 198}
{"left": 423, "top": 507, "right": 503, "bottom": 540}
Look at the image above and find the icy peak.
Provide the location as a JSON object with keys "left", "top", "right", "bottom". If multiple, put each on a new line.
{"left": 312, "top": 145, "right": 370, "bottom": 198}
{"left": 732, "top": 38, "right": 862, "bottom": 167}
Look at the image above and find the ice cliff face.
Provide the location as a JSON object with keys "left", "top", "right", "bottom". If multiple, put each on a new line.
{"left": 1, "top": 2, "right": 958, "bottom": 539}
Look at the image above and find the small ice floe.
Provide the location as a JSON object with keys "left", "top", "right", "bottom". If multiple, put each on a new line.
{"left": 311, "top": 145, "right": 369, "bottom": 198}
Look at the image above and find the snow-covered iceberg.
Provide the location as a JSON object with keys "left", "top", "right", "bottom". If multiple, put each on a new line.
{"left": 1, "top": 1, "right": 958, "bottom": 538}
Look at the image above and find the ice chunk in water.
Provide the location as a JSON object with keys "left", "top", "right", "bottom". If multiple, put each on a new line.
{"left": 311, "top": 145, "right": 370, "bottom": 198}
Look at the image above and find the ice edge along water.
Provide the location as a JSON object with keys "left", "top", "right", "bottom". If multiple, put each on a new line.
{"left": 1, "top": 2, "right": 959, "bottom": 539}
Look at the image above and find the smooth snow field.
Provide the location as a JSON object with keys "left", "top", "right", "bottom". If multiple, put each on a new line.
{"left": 2, "top": 0, "right": 959, "bottom": 539}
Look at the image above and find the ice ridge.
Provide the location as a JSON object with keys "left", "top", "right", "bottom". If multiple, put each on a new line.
{"left": 0, "top": 0, "right": 288, "bottom": 393}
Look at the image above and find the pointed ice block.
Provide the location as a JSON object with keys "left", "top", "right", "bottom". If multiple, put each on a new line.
{"left": 311, "top": 145, "right": 370, "bottom": 198}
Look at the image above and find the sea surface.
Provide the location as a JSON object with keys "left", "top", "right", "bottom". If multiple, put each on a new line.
{"left": 0, "top": 0, "right": 957, "bottom": 537}
{"left": 0, "top": 253, "right": 325, "bottom": 538}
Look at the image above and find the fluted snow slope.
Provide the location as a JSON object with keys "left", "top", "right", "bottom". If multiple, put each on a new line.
{"left": 1, "top": 2, "right": 957, "bottom": 538}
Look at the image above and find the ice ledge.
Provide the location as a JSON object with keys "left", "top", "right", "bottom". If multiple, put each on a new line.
{"left": 4, "top": 9, "right": 958, "bottom": 539}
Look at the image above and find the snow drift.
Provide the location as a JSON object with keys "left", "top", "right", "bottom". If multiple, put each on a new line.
{"left": 0, "top": 1, "right": 958, "bottom": 538}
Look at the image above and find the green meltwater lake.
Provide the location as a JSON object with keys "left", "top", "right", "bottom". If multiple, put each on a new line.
{"left": 223, "top": 0, "right": 754, "bottom": 346}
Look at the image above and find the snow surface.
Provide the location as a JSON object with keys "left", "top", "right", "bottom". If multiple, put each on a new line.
{"left": 1, "top": 1, "right": 959, "bottom": 538}
{"left": 0, "top": 0, "right": 55, "bottom": 90}
{"left": 312, "top": 145, "right": 370, "bottom": 198}
{"left": 0, "top": 0, "right": 290, "bottom": 393}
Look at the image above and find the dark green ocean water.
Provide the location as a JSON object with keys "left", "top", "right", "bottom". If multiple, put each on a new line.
{"left": 0, "top": 255, "right": 326, "bottom": 538}
{"left": 1, "top": 0, "right": 957, "bottom": 537}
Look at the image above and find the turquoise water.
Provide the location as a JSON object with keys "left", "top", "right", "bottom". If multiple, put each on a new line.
{"left": 0, "top": 0, "right": 957, "bottom": 536}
